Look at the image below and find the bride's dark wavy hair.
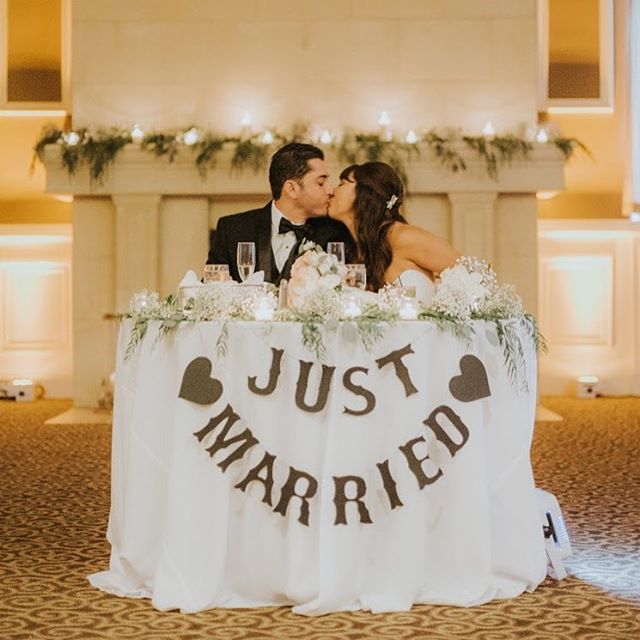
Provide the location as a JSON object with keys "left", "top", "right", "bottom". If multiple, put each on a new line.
{"left": 340, "top": 161, "right": 407, "bottom": 291}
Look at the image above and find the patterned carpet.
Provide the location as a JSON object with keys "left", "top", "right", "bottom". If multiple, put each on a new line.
{"left": 1, "top": 397, "right": 639, "bottom": 639}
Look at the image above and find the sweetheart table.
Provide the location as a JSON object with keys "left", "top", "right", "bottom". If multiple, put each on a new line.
{"left": 89, "top": 318, "right": 547, "bottom": 615}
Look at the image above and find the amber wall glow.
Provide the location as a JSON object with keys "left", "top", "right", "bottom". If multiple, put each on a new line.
{"left": 7, "top": 0, "right": 62, "bottom": 102}
{"left": 538, "top": 1, "right": 630, "bottom": 219}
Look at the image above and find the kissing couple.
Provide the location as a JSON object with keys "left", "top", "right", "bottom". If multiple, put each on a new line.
{"left": 206, "top": 142, "right": 460, "bottom": 304}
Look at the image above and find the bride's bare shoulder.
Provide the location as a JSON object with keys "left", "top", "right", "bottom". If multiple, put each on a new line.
{"left": 389, "top": 222, "right": 441, "bottom": 249}
{"left": 389, "top": 221, "right": 461, "bottom": 273}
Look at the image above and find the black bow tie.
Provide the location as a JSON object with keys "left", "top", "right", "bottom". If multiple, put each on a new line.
{"left": 279, "top": 218, "right": 311, "bottom": 240}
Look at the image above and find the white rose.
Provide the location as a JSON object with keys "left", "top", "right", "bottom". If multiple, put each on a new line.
{"left": 303, "top": 266, "right": 321, "bottom": 283}
{"left": 320, "top": 274, "right": 342, "bottom": 290}
{"left": 291, "top": 252, "right": 314, "bottom": 275}
{"left": 306, "top": 251, "right": 321, "bottom": 268}
{"left": 317, "top": 254, "right": 333, "bottom": 275}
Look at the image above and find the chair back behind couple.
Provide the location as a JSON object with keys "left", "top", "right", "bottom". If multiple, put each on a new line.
{"left": 206, "top": 142, "right": 460, "bottom": 301}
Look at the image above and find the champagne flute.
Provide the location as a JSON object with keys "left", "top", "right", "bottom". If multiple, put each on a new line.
{"left": 236, "top": 242, "right": 256, "bottom": 282}
{"left": 327, "top": 241, "right": 345, "bottom": 264}
{"left": 345, "top": 264, "right": 367, "bottom": 290}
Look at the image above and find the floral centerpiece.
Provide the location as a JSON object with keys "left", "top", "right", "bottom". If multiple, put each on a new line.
{"left": 425, "top": 256, "right": 544, "bottom": 391}
{"left": 287, "top": 241, "right": 346, "bottom": 313}
{"left": 431, "top": 256, "right": 523, "bottom": 321}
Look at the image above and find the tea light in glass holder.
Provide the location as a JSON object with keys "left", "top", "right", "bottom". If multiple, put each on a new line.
{"left": 398, "top": 296, "right": 418, "bottom": 320}
{"left": 342, "top": 295, "right": 362, "bottom": 319}
{"left": 137, "top": 292, "right": 149, "bottom": 309}
{"left": 254, "top": 294, "right": 276, "bottom": 321}
{"left": 204, "top": 264, "right": 230, "bottom": 283}
{"left": 576, "top": 375, "right": 599, "bottom": 399}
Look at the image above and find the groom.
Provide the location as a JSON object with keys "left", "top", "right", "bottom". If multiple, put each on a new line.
{"left": 206, "top": 142, "right": 352, "bottom": 284}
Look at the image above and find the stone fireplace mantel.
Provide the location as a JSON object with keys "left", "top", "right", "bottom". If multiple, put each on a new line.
{"left": 43, "top": 144, "right": 565, "bottom": 406}
{"left": 44, "top": 143, "right": 564, "bottom": 195}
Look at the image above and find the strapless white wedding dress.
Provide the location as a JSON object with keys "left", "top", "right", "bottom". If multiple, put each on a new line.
{"left": 394, "top": 269, "right": 436, "bottom": 306}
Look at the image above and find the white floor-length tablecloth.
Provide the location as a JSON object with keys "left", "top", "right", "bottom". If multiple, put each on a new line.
{"left": 90, "top": 319, "right": 547, "bottom": 615}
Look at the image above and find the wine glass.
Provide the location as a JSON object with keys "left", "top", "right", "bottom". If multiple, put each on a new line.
{"left": 203, "top": 264, "right": 230, "bottom": 283}
{"left": 327, "top": 242, "right": 345, "bottom": 264}
{"left": 236, "top": 242, "right": 256, "bottom": 282}
{"left": 344, "top": 264, "right": 367, "bottom": 289}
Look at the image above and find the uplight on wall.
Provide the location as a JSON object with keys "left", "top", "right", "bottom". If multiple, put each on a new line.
{"left": 577, "top": 375, "right": 599, "bottom": 399}
{"left": 0, "top": 379, "right": 36, "bottom": 402}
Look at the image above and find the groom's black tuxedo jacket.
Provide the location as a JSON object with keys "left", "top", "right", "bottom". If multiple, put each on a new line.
{"left": 206, "top": 202, "right": 353, "bottom": 283}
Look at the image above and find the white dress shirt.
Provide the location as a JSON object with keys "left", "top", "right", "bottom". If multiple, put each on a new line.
{"left": 271, "top": 202, "right": 306, "bottom": 273}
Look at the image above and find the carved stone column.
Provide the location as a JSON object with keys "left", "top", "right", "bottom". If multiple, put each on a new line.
{"left": 495, "top": 194, "right": 539, "bottom": 315}
{"left": 448, "top": 192, "right": 497, "bottom": 264}
{"left": 160, "top": 196, "right": 210, "bottom": 296}
{"left": 112, "top": 194, "right": 161, "bottom": 313}
{"left": 72, "top": 197, "right": 115, "bottom": 406}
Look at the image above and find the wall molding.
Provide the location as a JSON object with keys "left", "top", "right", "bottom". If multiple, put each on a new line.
{"left": 538, "top": 218, "right": 640, "bottom": 395}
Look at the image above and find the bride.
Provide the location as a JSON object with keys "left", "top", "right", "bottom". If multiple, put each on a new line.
{"left": 328, "top": 161, "right": 460, "bottom": 304}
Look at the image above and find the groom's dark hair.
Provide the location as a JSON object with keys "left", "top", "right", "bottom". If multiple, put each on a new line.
{"left": 269, "top": 142, "right": 324, "bottom": 199}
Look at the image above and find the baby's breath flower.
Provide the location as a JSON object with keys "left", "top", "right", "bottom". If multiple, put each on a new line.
{"left": 430, "top": 256, "right": 524, "bottom": 320}
{"left": 128, "top": 290, "right": 161, "bottom": 319}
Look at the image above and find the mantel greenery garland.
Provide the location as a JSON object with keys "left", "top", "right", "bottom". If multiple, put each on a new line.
{"left": 33, "top": 123, "right": 588, "bottom": 188}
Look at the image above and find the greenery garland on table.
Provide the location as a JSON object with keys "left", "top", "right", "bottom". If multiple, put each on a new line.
{"left": 122, "top": 297, "right": 544, "bottom": 395}
{"left": 33, "top": 123, "right": 588, "bottom": 189}
{"left": 122, "top": 271, "right": 546, "bottom": 394}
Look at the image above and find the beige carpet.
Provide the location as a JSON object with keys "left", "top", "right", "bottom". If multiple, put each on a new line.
{"left": 1, "top": 397, "right": 639, "bottom": 639}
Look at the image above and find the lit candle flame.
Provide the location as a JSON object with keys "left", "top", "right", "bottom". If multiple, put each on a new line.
{"left": 319, "top": 129, "right": 332, "bottom": 144}
{"left": 131, "top": 124, "right": 144, "bottom": 144}
{"left": 378, "top": 111, "right": 391, "bottom": 126}
{"left": 405, "top": 129, "right": 419, "bottom": 144}
{"left": 482, "top": 121, "right": 496, "bottom": 137}
{"left": 535, "top": 127, "right": 548, "bottom": 143}
{"left": 64, "top": 131, "right": 80, "bottom": 146}
{"left": 183, "top": 127, "right": 200, "bottom": 145}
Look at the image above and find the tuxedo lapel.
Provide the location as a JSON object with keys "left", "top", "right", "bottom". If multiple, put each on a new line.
{"left": 255, "top": 206, "right": 275, "bottom": 282}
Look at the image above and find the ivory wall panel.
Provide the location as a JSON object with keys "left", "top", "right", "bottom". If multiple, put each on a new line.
{"left": 490, "top": 18, "right": 537, "bottom": 81}
{"left": 160, "top": 197, "right": 209, "bottom": 296}
{"left": 0, "top": 226, "right": 72, "bottom": 397}
{"left": 71, "top": 0, "right": 537, "bottom": 132}
{"left": 3, "top": 265, "right": 70, "bottom": 349}
{"left": 399, "top": 21, "right": 492, "bottom": 81}
{"left": 538, "top": 220, "right": 640, "bottom": 396}
{"left": 343, "top": 0, "right": 534, "bottom": 20}
{"left": 540, "top": 255, "right": 613, "bottom": 347}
